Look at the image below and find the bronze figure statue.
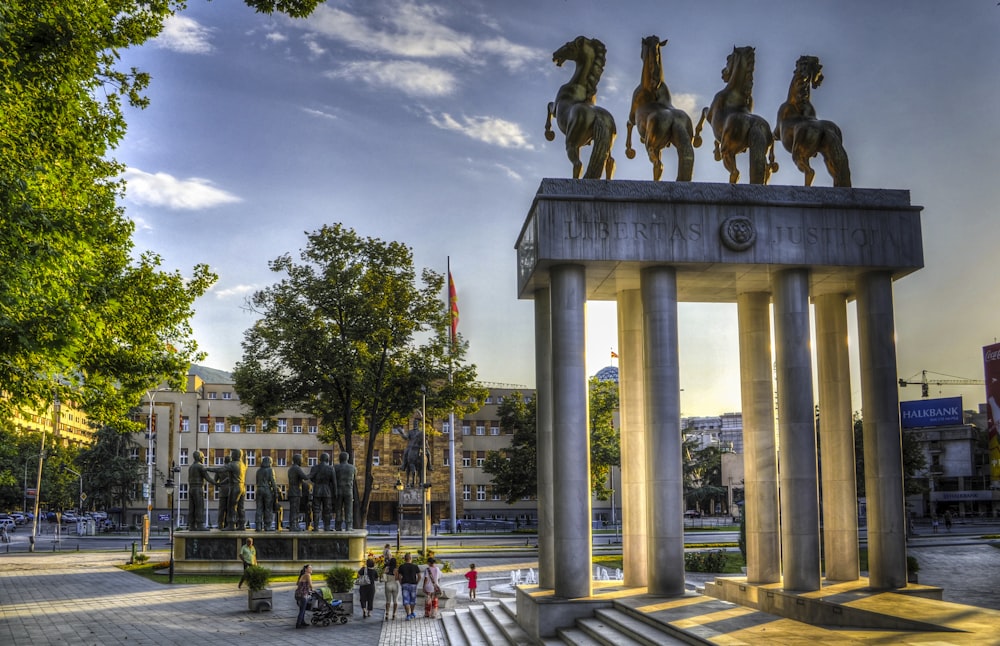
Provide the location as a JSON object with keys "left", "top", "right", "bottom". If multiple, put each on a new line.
{"left": 211, "top": 449, "right": 247, "bottom": 530}
{"left": 626, "top": 36, "right": 700, "bottom": 181}
{"left": 309, "top": 453, "right": 336, "bottom": 531}
{"left": 544, "top": 36, "right": 617, "bottom": 179}
{"left": 187, "top": 450, "right": 215, "bottom": 531}
{"left": 333, "top": 451, "right": 356, "bottom": 531}
{"left": 287, "top": 454, "right": 310, "bottom": 530}
{"left": 255, "top": 455, "right": 277, "bottom": 531}
{"left": 401, "top": 427, "right": 430, "bottom": 488}
{"left": 695, "top": 46, "right": 778, "bottom": 184}
{"left": 210, "top": 455, "right": 231, "bottom": 529}
{"left": 774, "top": 55, "right": 851, "bottom": 187}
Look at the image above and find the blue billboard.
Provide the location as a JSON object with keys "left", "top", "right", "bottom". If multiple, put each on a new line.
{"left": 899, "top": 396, "right": 963, "bottom": 429}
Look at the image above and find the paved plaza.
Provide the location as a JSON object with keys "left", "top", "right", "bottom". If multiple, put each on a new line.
{"left": 1, "top": 526, "right": 998, "bottom": 645}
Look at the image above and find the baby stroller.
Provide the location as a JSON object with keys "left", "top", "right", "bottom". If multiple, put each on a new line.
{"left": 310, "top": 587, "right": 350, "bottom": 626}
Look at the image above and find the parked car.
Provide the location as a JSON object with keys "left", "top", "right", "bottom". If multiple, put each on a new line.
{"left": 0, "top": 519, "right": 16, "bottom": 532}
{"left": 11, "top": 513, "right": 26, "bottom": 525}
{"left": 683, "top": 510, "right": 702, "bottom": 518}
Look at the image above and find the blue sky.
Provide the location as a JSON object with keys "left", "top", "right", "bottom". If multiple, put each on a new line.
{"left": 117, "top": 0, "right": 1000, "bottom": 415}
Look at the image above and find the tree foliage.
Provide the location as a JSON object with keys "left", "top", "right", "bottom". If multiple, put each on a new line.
{"left": 482, "top": 391, "right": 537, "bottom": 504}
{"left": 589, "top": 376, "right": 620, "bottom": 500}
{"left": 0, "top": 425, "right": 80, "bottom": 513}
{"left": 77, "top": 423, "right": 144, "bottom": 522}
{"left": 232, "top": 224, "right": 484, "bottom": 527}
{"left": 683, "top": 435, "right": 727, "bottom": 512}
{"left": 853, "top": 414, "right": 927, "bottom": 498}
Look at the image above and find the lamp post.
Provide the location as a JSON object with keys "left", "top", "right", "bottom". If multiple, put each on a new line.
{"left": 420, "top": 387, "right": 428, "bottom": 558}
{"left": 144, "top": 388, "right": 168, "bottom": 551}
{"left": 165, "top": 465, "right": 179, "bottom": 584}
{"left": 23, "top": 453, "right": 42, "bottom": 515}
{"left": 395, "top": 477, "right": 404, "bottom": 552}
{"left": 30, "top": 393, "right": 58, "bottom": 552}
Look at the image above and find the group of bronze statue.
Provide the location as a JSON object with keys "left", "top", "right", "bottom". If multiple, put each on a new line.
{"left": 545, "top": 36, "right": 850, "bottom": 187}
{"left": 186, "top": 449, "right": 357, "bottom": 532}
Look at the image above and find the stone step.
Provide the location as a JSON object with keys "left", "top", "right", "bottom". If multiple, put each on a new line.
{"left": 450, "top": 607, "right": 492, "bottom": 646}
{"left": 594, "top": 606, "right": 699, "bottom": 645}
{"left": 470, "top": 602, "right": 513, "bottom": 645}
{"left": 576, "top": 616, "right": 646, "bottom": 646}
{"left": 442, "top": 611, "right": 471, "bottom": 646}
{"left": 555, "top": 626, "right": 607, "bottom": 646}
{"left": 483, "top": 601, "right": 533, "bottom": 644}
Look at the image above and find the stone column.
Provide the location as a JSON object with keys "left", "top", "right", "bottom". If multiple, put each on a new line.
{"left": 814, "top": 293, "right": 859, "bottom": 581}
{"left": 534, "top": 288, "right": 555, "bottom": 589}
{"left": 856, "top": 271, "right": 907, "bottom": 589}
{"left": 550, "top": 264, "right": 592, "bottom": 599}
{"left": 640, "top": 266, "right": 684, "bottom": 596}
{"left": 736, "top": 292, "right": 780, "bottom": 584}
{"left": 617, "top": 289, "right": 648, "bottom": 587}
{"left": 772, "top": 269, "right": 821, "bottom": 592}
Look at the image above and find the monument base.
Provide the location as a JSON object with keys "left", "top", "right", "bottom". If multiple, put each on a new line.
{"left": 172, "top": 529, "right": 367, "bottom": 575}
{"left": 514, "top": 583, "right": 620, "bottom": 640}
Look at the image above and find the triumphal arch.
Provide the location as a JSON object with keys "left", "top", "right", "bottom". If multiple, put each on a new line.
{"left": 515, "top": 179, "right": 922, "bottom": 637}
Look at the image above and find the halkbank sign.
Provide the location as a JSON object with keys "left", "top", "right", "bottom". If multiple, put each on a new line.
{"left": 899, "top": 396, "right": 963, "bottom": 429}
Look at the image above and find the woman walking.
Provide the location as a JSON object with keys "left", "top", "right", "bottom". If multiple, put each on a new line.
{"left": 383, "top": 553, "right": 400, "bottom": 620}
{"left": 422, "top": 556, "right": 442, "bottom": 618}
{"left": 358, "top": 557, "right": 378, "bottom": 618}
{"left": 294, "top": 564, "right": 314, "bottom": 629}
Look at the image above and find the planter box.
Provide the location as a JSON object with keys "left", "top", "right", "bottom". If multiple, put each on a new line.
{"left": 248, "top": 589, "right": 273, "bottom": 612}
{"left": 331, "top": 591, "right": 353, "bottom": 616}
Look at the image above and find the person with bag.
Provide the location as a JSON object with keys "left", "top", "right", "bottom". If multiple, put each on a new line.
{"left": 422, "top": 556, "right": 442, "bottom": 619}
{"left": 383, "top": 554, "right": 400, "bottom": 620}
{"left": 357, "top": 558, "right": 378, "bottom": 618}
{"left": 294, "top": 564, "right": 314, "bottom": 629}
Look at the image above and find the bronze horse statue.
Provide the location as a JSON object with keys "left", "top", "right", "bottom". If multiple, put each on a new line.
{"left": 544, "top": 36, "right": 617, "bottom": 180}
{"left": 401, "top": 428, "right": 429, "bottom": 488}
{"left": 774, "top": 55, "right": 851, "bottom": 187}
{"left": 695, "top": 46, "right": 777, "bottom": 184}
{"left": 626, "top": 36, "right": 700, "bottom": 181}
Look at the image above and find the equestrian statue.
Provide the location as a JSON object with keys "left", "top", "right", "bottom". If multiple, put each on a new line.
{"left": 544, "top": 36, "right": 617, "bottom": 180}
{"left": 773, "top": 55, "right": 851, "bottom": 187}
{"left": 625, "top": 36, "right": 700, "bottom": 181}
{"left": 695, "top": 46, "right": 778, "bottom": 184}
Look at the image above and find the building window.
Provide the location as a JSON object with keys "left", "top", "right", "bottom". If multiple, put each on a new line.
{"left": 245, "top": 484, "right": 255, "bottom": 501}
{"left": 492, "top": 489, "right": 501, "bottom": 501}
{"left": 485, "top": 396, "right": 493, "bottom": 404}
{"left": 462, "top": 425, "right": 471, "bottom": 436}
{"left": 308, "top": 424, "right": 318, "bottom": 434}
{"left": 462, "top": 451, "right": 471, "bottom": 468}
{"left": 208, "top": 392, "right": 217, "bottom": 399}
{"left": 214, "top": 421, "right": 224, "bottom": 433}
{"left": 213, "top": 487, "right": 220, "bottom": 500}
{"left": 462, "top": 485, "right": 471, "bottom": 501}
{"left": 198, "top": 420, "right": 208, "bottom": 433}
{"left": 230, "top": 423, "right": 240, "bottom": 433}
{"left": 442, "top": 450, "right": 450, "bottom": 467}
{"left": 441, "top": 422, "right": 450, "bottom": 434}
{"left": 246, "top": 451, "right": 256, "bottom": 467}
{"left": 372, "top": 450, "right": 380, "bottom": 466}
{"left": 179, "top": 448, "right": 189, "bottom": 466}
{"left": 130, "top": 447, "right": 139, "bottom": 460}
{"left": 246, "top": 424, "right": 256, "bottom": 433}
{"left": 476, "top": 451, "right": 485, "bottom": 467}
{"left": 276, "top": 455, "right": 286, "bottom": 467}
{"left": 293, "top": 424, "right": 303, "bottom": 434}
{"left": 222, "top": 392, "right": 232, "bottom": 400}
{"left": 277, "top": 419, "right": 287, "bottom": 433}
{"left": 181, "top": 417, "right": 190, "bottom": 432}
{"left": 179, "top": 484, "right": 189, "bottom": 501}
{"left": 307, "top": 456, "right": 317, "bottom": 467}
{"left": 476, "top": 425, "right": 485, "bottom": 436}
{"left": 214, "top": 454, "right": 224, "bottom": 466}
{"left": 477, "top": 485, "right": 486, "bottom": 501}
{"left": 490, "top": 426, "right": 500, "bottom": 436}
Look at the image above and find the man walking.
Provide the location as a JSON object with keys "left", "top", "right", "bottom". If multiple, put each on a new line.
{"left": 237, "top": 537, "right": 257, "bottom": 589}
{"left": 397, "top": 552, "right": 421, "bottom": 620}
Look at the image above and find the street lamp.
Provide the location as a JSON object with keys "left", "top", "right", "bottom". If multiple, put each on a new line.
{"left": 420, "top": 387, "right": 429, "bottom": 558}
{"left": 23, "top": 453, "right": 42, "bottom": 514}
{"left": 394, "top": 477, "right": 404, "bottom": 552}
{"left": 30, "top": 393, "right": 59, "bottom": 552}
{"left": 165, "top": 464, "right": 180, "bottom": 584}
{"left": 144, "top": 387, "right": 168, "bottom": 551}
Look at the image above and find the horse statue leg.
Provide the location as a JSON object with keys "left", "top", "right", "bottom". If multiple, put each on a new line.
{"left": 585, "top": 108, "right": 616, "bottom": 180}
{"left": 748, "top": 119, "right": 776, "bottom": 185}
{"left": 792, "top": 129, "right": 819, "bottom": 186}
{"left": 544, "top": 102, "right": 556, "bottom": 142}
{"left": 625, "top": 119, "right": 638, "bottom": 160}
{"left": 673, "top": 113, "right": 696, "bottom": 182}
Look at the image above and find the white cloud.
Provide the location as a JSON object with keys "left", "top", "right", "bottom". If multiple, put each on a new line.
{"left": 304, "top": 37, "right": 326, "bottom": 58}
{"left": 123, "top": 168, "right": 242, "bottom": 210}
{"left": 427, "top": 112, "right": 533, "bottom": 149}
{"left": 266, "top": 31, "right": 288, "bottom": 43}
{"left": 153, "top": 16, "right": 215, "bottom": 54}
{"left": 301, "top": 107, "right": 338, "bottom": 120}
{"left": 302, "top": 3, "right": 543, "bottom": 70}
{"left": 671, "top": 93, "right": 701, "bottom": 117}
{"left": 495, "top": 163, "right": 523, "bottom": 181}
{"left": 214, "top": 284, "right": 257, "bottom": 299}
{"left": 327, "top": 60, "right": 456, "bottom": 98}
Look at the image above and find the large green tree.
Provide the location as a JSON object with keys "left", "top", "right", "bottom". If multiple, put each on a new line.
{"left": 232, "top": 224, "right": 484, "bottom": 528}
{"left": 1, "top": 1, "right": 333, "bottom": 425}
{"left": 77, "top": 423, "right": 144, "bottom": 525}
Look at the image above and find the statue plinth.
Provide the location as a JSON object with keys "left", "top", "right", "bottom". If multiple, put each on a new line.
{"left": 172, "top": 528, "right": 368, "bottom": 575}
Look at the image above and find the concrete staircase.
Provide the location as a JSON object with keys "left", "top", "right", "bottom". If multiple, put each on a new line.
{"left": 442, "top": 597, "right": 703, "bottom": 645}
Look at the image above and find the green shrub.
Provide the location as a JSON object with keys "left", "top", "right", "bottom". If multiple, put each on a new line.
{"left": 684, "top": 550, "right": 728, "bottom": 573}
{"left": 133, "top": 553, "right": 149, "bottom": 565}
{"left": 244, "top": 565, "right": 271, "bottom": 592}
{"left": 325, "top": 566, "right": 357, "bottom": 593}
{"left": 906, "top": 555, "right": 919, "bottom": 573}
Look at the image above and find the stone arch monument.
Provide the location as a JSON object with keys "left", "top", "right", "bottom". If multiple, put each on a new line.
{"left": 515, "top": 179, "right": 922, "bottom": 638}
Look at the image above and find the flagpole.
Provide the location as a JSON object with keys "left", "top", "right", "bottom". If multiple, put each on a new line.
{"left": 447, "top": 257, "right": 458, "bottom": 534}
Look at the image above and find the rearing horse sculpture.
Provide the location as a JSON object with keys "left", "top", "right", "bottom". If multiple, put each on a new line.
{"left": 544, "top": 36, "right": 617, "bottom": 180}
{"left": 774, "top": 55, "right": 851, "bottom": 187}
{"left": 626, "top": 36, "right": 700, "bottom": 181}
{"left": 695, "top": 46, "right": 778, "bottom": 184}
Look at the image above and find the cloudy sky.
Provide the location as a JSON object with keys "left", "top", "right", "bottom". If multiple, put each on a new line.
{"left": 117, "top": 0, "right": 1000, "bottom": 416}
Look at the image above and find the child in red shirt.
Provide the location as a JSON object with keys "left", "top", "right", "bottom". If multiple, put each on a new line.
{"left": 464, "top": 563, "right": 478, "bottom": 600}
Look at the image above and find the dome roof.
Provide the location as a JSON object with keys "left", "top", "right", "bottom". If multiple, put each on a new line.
{"left": 594, "top": 366, "right": 619, "bottom": 383}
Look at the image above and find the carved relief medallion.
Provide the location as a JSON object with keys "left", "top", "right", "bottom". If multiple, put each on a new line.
{"left": 720, "top": 216, "right": 756, "bottom": 251}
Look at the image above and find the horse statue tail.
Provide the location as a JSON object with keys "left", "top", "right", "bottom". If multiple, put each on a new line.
{"left": 823, "top": 123, "right": 851, "bottom": 187}
{"left": 584, "top": 111, "right": 616, "bottom": 179}
{"left": 748, "top": 118, "right": 775, "bottom": 185}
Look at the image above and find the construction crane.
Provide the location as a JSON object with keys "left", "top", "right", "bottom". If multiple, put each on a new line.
{"left": 897, "top": 370, "right": 985, "bottom": 398}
